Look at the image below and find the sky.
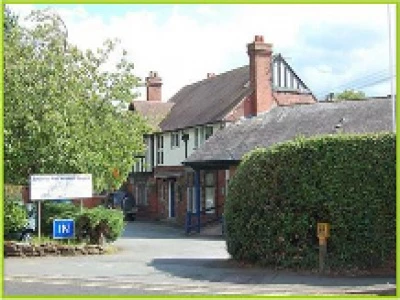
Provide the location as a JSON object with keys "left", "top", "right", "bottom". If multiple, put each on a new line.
{"left": 8, "top": 4, "right": 397, "bottom": 101}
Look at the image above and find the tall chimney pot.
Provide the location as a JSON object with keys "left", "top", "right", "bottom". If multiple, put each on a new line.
{"left": 246, "top": 35, "right": 274, "bottom": 116}
{"left": 146, "top": 71, "right": 162, "bottom": 101}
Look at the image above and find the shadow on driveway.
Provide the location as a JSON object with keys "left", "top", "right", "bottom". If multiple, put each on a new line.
{"left": 120, "top": 221, "right": 225, "bottom": 241}
{"left": 148, "top": 257, "right": 396, "bottom": 289}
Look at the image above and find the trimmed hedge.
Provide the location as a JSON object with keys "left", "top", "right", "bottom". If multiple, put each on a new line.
{"left": 225, "top": 133, "right": 395, "bottom": 271}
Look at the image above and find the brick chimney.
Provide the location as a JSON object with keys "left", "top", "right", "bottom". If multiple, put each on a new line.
{"left": 146, "top": 71, "right": 162, "bottom": 101}
{"left": 246, "top": 35, "right": 274, "bottom": 116}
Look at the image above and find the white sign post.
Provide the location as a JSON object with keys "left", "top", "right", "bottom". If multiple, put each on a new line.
{"left": 30, "top": 174, "right": 93, "bottom": 241}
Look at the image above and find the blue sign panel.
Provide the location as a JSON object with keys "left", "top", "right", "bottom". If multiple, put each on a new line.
{"left": 53, "top": 219, "right": 75, "bottom": 239}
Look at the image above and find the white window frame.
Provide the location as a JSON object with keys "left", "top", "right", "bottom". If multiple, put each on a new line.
{"left": 170, "top": 131, "right": 180, "bottom": 149}
{"left": 205, "top": 172, "right": 215, "bottom": 214}
{"left": 156, "top": 135, "right": 164, "bottom": 165}
{"left": 187, "top": 186, "right": 201, "bottom": 213}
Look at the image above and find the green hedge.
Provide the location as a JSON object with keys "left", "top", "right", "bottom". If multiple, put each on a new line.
{"left": 225, "top": 133, "right": 395, "bottom": 271}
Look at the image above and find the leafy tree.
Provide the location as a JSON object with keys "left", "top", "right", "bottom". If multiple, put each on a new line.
{"left": 4, "top": 197, "right": 28, "bottom": 238}
{"left": 335, "top": 89, "right": 366, "bottom": 101}
{"left": 4, "top": 6, "right": 19, "bottom": 36}
{"left": 4, "top": 9, "right": 150, "bottom": 191}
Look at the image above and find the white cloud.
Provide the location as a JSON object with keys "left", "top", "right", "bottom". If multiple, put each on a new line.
{"left": 8, "top": 4, "right": 396, "bottom": 100}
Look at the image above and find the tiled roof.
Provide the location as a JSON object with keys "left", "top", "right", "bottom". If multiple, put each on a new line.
{"left": 129, "top": 101, "right": 174, "bottom": 131}
{"left": 184, "top": 98, "right": 393, "bottom": 164}
{"left": 159, "top": 65, "right": 251, "bottom": 132}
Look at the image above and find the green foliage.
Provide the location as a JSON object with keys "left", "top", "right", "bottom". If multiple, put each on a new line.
{"left": 40, "top": 202, "right": 124, "bottom": 244}
{"left": 335, "top": 89, "right": 366, "bottom": 101}
{"left": 4, "top": 196, "right": 28, "bottom": 238}
{"left": 4, "top": 6, "right": 19, "bottom": 36}
{"left": 41, "top": 201, "right": 81, "bottom": 236}
{"left": 225, "top": 133, "right": 395, "bottom": 271}
{"left": 4, "top": 8, "right": 150, "bottom": 191}
{"left": 76, "top": 207, "right": 124, "bottom": 244}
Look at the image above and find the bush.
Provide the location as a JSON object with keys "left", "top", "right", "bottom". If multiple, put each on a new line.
{"left": 75, "top": 207, "right": 124, "bottom": 244}
{"left": 225, "top": 133, "right": 395, "bottom": 271}
{"left": 40, "top": 202, "right": 124, "bottom": 244}
{"left": 4, "top": 196, "right": 27, "bottom": 239}
{"left": 41, "top": 201, "right": 81, "bottom": 236}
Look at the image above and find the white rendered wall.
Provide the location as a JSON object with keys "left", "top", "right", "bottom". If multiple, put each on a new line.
{"left": 159, "top": 123, "right": 223, "bottom": 167}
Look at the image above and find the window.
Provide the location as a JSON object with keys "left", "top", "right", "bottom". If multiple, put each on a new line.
{"left": 205, "top": 172, "right": 215, "bottom": 214}
{"left": 136, "top": 183, "right": 148, "bottom": 205}
{"left": 156, "top": 135, "right": 164, "bottom": 165}
{"left": 186, "top": 173, "right": 200, "bottom": 213}
{"left": 187, "top": 187, "right": 198, "bottom": 213}
{"left": 205, "top": 126, "right": 214, "bottom": 140}
{"left": 194, "top": 128, "right": 199, "bottom": 149}
{"left": 170, "top": 131, "right": 180, "bottom": 149}
{"left": 200, "top": 127, "right": 205, "bottom": 144}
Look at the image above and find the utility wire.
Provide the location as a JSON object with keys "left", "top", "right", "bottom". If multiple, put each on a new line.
{"left": 316, "top": 72, "right": 396, "bottom": 99}
{"left": 332, "top": 68, "right": 394, "bottom": 90}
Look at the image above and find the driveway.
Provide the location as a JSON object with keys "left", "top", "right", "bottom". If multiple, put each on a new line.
{"left": 4, "top": 221, "right": 396, "bottom": 296}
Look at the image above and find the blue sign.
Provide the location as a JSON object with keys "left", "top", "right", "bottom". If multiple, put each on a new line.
{"left": 53, "top": 219, "right": 75, "bottom": 239}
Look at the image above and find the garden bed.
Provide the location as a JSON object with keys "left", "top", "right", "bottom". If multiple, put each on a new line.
{"left": 4, "top": 241, "right": 112, "bottom": 257}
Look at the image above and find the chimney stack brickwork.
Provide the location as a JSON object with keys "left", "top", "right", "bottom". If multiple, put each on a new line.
{"left": 146, "top": 71, "right": 162, "bottom": 101}
{"left": 246, "top": 35, "right": 275, "bottom": 116}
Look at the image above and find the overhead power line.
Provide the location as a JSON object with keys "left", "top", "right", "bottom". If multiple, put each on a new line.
{"left": 316, "top": 71, "right": 396, "bottom": 99}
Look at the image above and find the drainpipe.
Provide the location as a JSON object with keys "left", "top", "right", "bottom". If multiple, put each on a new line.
{"left": 182, "top": 132, "right": 189, "bottom": 159}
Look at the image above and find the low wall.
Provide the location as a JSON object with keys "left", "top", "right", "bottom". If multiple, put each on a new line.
{"left": 4, "top": 241, "right": 107, "bottom": 257}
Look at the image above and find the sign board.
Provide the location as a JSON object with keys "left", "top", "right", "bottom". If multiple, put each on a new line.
{"left": 53, "top": 219, "right": 75, "bottom": 239}
{"left": 30, "top": 174, "right": 92, "bottom": 200}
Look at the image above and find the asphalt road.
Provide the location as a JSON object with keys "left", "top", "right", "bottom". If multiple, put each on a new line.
{"left": 4, "top": 221, "right": 396, "bottom": 296}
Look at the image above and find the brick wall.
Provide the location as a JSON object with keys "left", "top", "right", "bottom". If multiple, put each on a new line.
{"left": 146, "top": 71, "right": 162, "bottom": 101}
{"left": 224, "top": 97, "right": 247, "bottom": 122}
{"left": 274, "top": 91, "right": 316, "bottom": 106}
{"left": 246, "top": 35, "right": 274, "bottom": 116}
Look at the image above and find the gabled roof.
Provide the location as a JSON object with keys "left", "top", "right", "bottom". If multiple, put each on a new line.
{"left": 159, "top": 65, "right": 251, "bottom": 132}
{"left": 184, "top": 98, "right": 393, "bottom": 166}
{"left": 159, "top": 54, "right": 316, "bottom": 132}
{"left": 129, "top": 101, "right": 174, "bottom": 131}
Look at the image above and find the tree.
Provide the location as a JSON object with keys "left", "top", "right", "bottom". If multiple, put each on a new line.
{"left": 4, "top": 9, "right": 150, "bottom": 191}
{"left": 4, "top": 6, "right": 18, "bottom": 36}
{"left": 4, "top": 197, "right": 28, "bottom": 239}
{"left": 335, "top": 89, "right": 366, "bottom": 101}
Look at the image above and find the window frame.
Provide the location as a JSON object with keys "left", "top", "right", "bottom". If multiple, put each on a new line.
{"left": 156, "top": 134, "right": 164, "bottom": 165}
{"left": 170, "top": 131, "right": 180, "bottom": 149}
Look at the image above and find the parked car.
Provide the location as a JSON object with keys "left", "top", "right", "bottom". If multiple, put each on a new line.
{"left": 7, "top": 202, "right": 36, "bottom": 242}
{"left": 105, "top": 191, "right": 137, "bottom": 221}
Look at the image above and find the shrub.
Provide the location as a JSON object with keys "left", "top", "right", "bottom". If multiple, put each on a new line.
{"left": 76, "top": 207, "right": 124, "bottom": 244}
{"left": 41, "top": 201, "right": 81, "bottom": 236}
{"left": 225, "top": 133, "right": 395, "bottom": 271}
{"left": 4, "top": 196, "right": 27, "bottom": 239}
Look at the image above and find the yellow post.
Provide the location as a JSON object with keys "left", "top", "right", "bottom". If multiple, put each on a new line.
{"left": 317, "top": 223, "right": 330, "bottom": 273}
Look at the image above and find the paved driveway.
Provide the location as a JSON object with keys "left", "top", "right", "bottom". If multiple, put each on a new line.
{"left": 4, "top": 221, "right": 396, "bottom": 296}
